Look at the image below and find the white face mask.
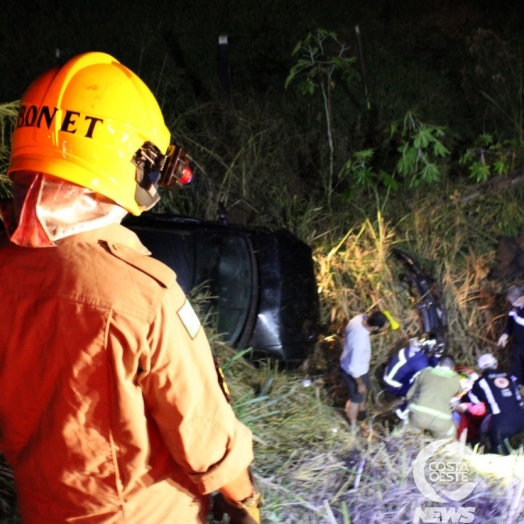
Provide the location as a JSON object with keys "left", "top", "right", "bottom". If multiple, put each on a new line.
{"left": 5, "top": 172, "right": 127, "bottom": 247}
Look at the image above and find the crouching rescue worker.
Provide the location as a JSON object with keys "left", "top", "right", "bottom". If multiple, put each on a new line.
{"left": 383, "top": 332, "right": 441, "bottom": 398}
{"left": 0, "top": 52, "right": 261, "bottom": 523}
{"left": 404, "top": 355, "right": 461, "bottom": 438}
{"left": 466, "top": 353, "right": 524, "bottom": 455}
{"left": 383, "top": 332, "right": 442, "bottom": 421}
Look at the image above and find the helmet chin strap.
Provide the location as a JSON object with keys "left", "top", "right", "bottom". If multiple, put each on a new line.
{"left": 134, "top": 176, "right": 161, "bottom": 211}
{"left": 133, "top": 142, "right": 164, "bottom": 211}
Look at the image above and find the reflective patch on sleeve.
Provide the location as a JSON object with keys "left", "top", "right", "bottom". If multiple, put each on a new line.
{"left": 177, "top": 299, "right": 201, "bottom": 339}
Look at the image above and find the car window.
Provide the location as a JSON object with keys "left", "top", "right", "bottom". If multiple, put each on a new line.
{"left": 193, "top": 231, "right": 254, "bottom": 346}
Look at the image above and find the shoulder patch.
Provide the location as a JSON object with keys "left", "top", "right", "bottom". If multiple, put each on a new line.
{"left": 494, "top": 377, "right": 510, "bottom": 389}
{"left": 105, "top": 241, "right": 175, "bottom": 288}
{"left": 178, "top": 298, "right": 201, "bottom": 339}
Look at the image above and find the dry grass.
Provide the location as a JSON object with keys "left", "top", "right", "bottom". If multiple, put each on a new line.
{"left": 312, "top": 182, "right": 524, "bottom": 371}
{"left": 0, "top": 102, "right": 17, "bottom": 198}
{"left": 209, "top": 344, "right": 524, "bottom": 523}
{"left": 209, "top": 340, "right": 524, "bottom": 523}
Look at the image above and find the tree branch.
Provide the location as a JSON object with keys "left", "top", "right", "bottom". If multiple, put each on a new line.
{"left": 459, "top": 168, "right": 524, "bottom": 205}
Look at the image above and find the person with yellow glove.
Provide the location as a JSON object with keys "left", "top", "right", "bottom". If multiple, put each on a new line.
{"left": 340, "top": 311, "right": 388, "bottom": 428}
{"left": 0, "top": 52, "right": 260, "bottom": 524}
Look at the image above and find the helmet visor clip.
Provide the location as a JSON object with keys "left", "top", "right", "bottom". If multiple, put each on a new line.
{"left": 160, "top": 145, "right": 193, "bottom": 189}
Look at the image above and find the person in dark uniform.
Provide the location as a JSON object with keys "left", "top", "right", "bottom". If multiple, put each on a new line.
{"left": 382, "top": 333, "right": 443, "bottom": 421}
{"left": 498, "top": 284, "right": 524, "bottom": 386}
{"left": 383, "top": 332, "right": 442, "bottom": 398}
{"left": 467, "top": 353, "right": 524, "bottom": 455}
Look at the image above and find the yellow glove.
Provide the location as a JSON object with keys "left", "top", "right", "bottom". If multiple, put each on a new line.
{"left": 383, "top": 310, "right": 400, "bottom": 330}
{"left": 213, "top": 492, "right": 263, "bottom": 524}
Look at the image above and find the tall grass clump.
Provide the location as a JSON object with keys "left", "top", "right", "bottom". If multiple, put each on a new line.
{"left": 0, "top": 102, "right": 17, "bottom": 198}
{"left": 298, "top": 176, "right": 524, "bottom": 409}
{"left": 211, "top": 340, "right": 524, "bottom": 524}
{"left": 388, "top": 182, "right": 524, "bottom": 365}
{"left": 158, "top": 92, "right": 316, "bottom": 230}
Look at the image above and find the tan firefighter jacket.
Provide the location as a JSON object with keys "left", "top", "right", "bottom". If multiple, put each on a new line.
{"left": 0, "top": 224, "right": 253, "bottom": 523}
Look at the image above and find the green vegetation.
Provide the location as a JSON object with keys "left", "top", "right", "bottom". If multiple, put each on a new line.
{"left": 285, "top": 28, "right": 360, "bottom": 203}
{"left": 0, "top": 103, "right": 16, "bottom": 199}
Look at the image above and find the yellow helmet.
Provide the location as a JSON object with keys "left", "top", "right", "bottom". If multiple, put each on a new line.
{"left": 7, "top": 52, "right": 191, "bottom": 215}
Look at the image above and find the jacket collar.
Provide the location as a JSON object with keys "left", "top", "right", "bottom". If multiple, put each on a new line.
{"left": 56, "top": 224, "right": 151, "bottom": 255}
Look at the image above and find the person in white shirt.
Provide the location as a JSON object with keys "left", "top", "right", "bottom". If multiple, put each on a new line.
{"left": 340, "top": 311, "right": 388, "bottom": 428}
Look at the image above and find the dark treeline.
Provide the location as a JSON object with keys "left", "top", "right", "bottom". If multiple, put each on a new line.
{"left": 2, "top": 0, "right": 524, "bottom": 223}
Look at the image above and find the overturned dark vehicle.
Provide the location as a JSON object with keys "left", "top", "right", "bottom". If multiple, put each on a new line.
{"left": 124, "top": 213, "right": 320, "bottom": 363}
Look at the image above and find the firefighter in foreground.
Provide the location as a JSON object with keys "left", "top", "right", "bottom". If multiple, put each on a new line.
{"left": 0, "top": 52, "right": 260, "bottom": 523}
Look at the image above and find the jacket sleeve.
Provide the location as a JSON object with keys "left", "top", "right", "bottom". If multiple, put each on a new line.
{"left": 505, "top": 311, "right": 515, "bottom": 336}
{"left": 137, "top": 281, "right": 254, "bottom": 495}
{"left": 468, "top": 379, "right": 485, "bottom": 405}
